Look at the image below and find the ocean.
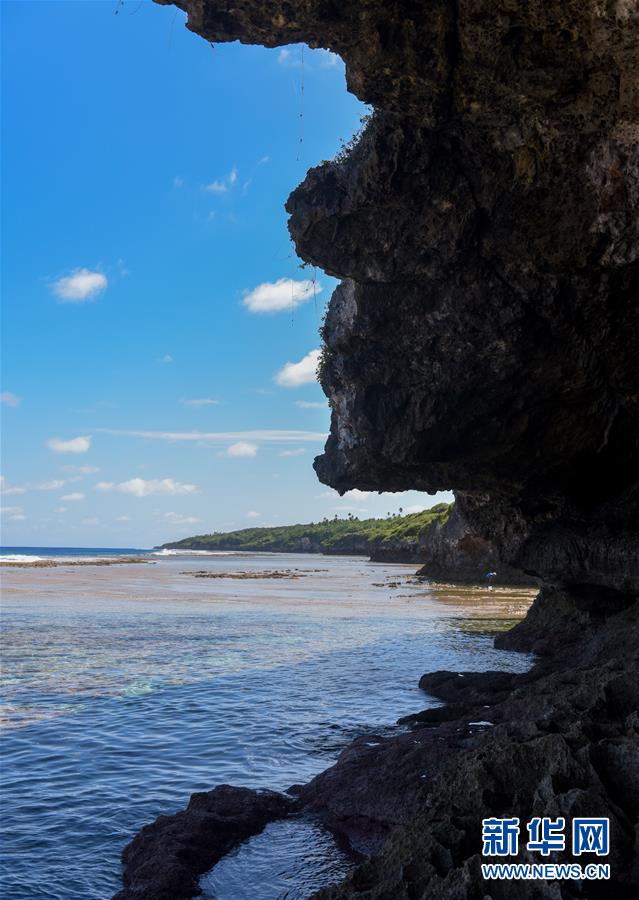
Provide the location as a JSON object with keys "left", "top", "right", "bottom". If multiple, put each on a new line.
{"left": 0, "top": 550, "right": 535, "bottom": 899}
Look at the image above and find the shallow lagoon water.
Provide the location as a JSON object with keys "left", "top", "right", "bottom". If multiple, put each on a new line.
{"left": 0, "top": 553, "right": 535, "bottom": 899}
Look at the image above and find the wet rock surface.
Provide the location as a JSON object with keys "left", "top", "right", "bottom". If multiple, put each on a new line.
{"left": 113, "top": 786, "right": 298, "bottom": 900}
{"left": 307, "top": 591, "right": 639, "bottom": 898}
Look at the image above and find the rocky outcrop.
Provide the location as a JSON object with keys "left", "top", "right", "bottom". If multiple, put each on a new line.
{"left": 309, "top": 591, "right": 639, "bottom": 899}
{"left": 114, "top": 786, "right": 297, "bottom": 900}
{"left": 155, "top": 0, "right": 639, "bottom": 598}
{"left": 413, "top": 503, "right": 535, "bottom": 584}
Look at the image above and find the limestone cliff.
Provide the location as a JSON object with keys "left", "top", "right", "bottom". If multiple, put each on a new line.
{"left": 156, "top": 0, "right": 638, "bottom": 599}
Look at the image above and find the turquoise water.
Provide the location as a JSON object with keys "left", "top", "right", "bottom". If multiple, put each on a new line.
{"left": 0, "top": 553, "right": 534, "bottom": 899}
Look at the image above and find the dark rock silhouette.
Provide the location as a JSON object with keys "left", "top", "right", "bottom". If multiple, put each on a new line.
{"left": 117, "top": 2, "right": 639, "bottom": 897}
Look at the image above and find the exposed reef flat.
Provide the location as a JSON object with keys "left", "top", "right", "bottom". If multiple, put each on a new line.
{"left": 182, "top": 568, "right": 326, "bottom": 579}
{"left": 0, "top": 557, "right": 151, "bottom": 568}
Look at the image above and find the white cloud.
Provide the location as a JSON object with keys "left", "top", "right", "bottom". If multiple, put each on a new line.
{"left": 1, "top": 478, "right": 66, "bottom": 495}
{"left": 53, "top": 268, "right": 107, "bottom": 302}
{"left": 54, "top": 507, "right": 68, "bottom": 513}
{"left": 160, "top": 354, "right": 174, "bottom": 364}
{"left": 47, "top": 435, "right": 92, "bottom": 454}
{"left": 61, "top": 493, "right": 85, "bottom": 501}
{"left": 204, "top": 168, "right": 238, "bottom": 194}
{"left": 279, "top": 448, "right": 306, "bottom": 457}
{"left": 246, "top": 510, "right": 261, "bottom": 519}
{"left": 96, "top": 478, "right": 198, "bottom": 498}
{"left": 1, "top": 505, "right": 23, "bottom": 516}
{"left": 181, "top": 398, "right": 221, "bottom": 407}
{"left": 161, "top": 511, "right": 203, "bottom": 525}
{"left": 204, "top": 180, "right": 226, "bottom": 194}
{"left": 2, "top": 488, "right": 26, "bottom": 497}
{"left": 96, "top": 428, "right": 327, "bottom": 445}
{"left": 404, "top": 504, "right": 427, "bottom": 514}
{"left": 274, "top": 349, "right": 321, "bottom": 387}
{"left": 225, "top": 442, "right": 258, "bottom": 458}
{"left": 294, "top": 400, "right": 327, "bottom": 409}
{"left": 115, "top": 515, "right": 131, "bottom": 522}
{"left": 320, "top": 488, "right": 371, "bottom": 503}
{"left": 81, "top": 517, "right": 100, "bottom": 526}
{"left": 1, "top": 391, "right": 21, "bottom": 407}
{"left": 61, "top": 465, "right": 99, "bottom": 474}
{"left": 278, "top": 48, "right": 291, "bottom": 64}
{"left": 242, "top": 278, "right": 322, "bottom": 314}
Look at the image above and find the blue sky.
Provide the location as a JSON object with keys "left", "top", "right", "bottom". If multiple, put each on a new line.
{"left": 1, "top": 0, "right": 452, "bottom": 548}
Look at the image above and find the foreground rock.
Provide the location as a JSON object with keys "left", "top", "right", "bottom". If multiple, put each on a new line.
{"left": 307, "top": 591, "right": 639, "bottom": 898}
{"left": 113, "top": 786, "right": 297, "bottom": 900}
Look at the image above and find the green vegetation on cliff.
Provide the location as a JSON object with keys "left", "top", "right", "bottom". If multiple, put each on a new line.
{"left": 160, "top": 503, "right": 452, "bottom": 558}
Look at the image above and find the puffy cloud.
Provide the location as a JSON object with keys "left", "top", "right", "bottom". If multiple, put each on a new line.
{"left": 274, "top": 349, "right": 321, "bottom": 387}
{"left": 96, "top": 478, "right": 198, "bottom": 498}
{"left": 53, "top": 268, "right": 107, "bottom": 302}
{"left": 242, "top": 278, "right": 322, "bottom": 314}
{"left": 294, "top": 400, "right": 326, "bottom": 409}
{"left": 246, "top": 510, "right": 261, "bottom": 519}
{"left": 181, "top": 398, "right": 221, "bottom": 407}
{"left": 54, "top": 507, "right": 67, "bottom": 513}
{"left": 160, "top": 354, "right": 174, "bottom": 364}
{"left": 81, "top": 517, "right": 100, "bottom": 526}
{"left": 61, "top": 465, "right": 100, "bottom": 474}
{"left": 115, "top": 515, "right": 131, "bottom": 522}
{"left": 403, "top": 504, "right": 427, "bottom": 514}
{"left": 277, "top": 48, "right": 291, "bottom": 64}
{"left": 225, "top": 442, "right": 258, "bottom": 458}
{"left": 1, "top": 391, "right": 21, "bottom": 407}
{"left": 61, "top": 493, "right": 85, "bottom": 501}
{"left": 47, "top": 435, "right": 92, "bottom": 454}
{"left": 279, "top": 448, "right": 306, "bottom": 457}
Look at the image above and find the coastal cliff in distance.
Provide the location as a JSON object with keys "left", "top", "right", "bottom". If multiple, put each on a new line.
{"left": 160, "top": 503, "right": 535, "bottom": 584}
{"left": 117, "top": 2, "right": 638, "bottom": 899}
